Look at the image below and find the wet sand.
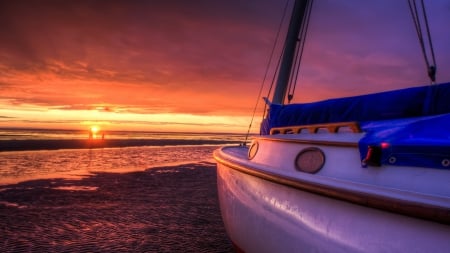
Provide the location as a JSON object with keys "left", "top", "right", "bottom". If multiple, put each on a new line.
{"left": 0, "top": 139, "right": 239, "bottom": 152}
{"left": 0, "top": 162, "right": 234, "bottom": 252}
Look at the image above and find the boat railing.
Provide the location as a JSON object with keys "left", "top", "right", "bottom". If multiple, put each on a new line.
{"left": 270, "top": 121, "right": 361, "bottom": 135}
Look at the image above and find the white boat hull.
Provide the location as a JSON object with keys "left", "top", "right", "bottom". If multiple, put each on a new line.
{"left": 215, "top": 144, "right": 450, "bottom": 253}
{"left": 213, "top": 0, "right": 450, "bottom": 250}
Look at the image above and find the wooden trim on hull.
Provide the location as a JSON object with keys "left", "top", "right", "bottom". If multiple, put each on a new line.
{"left": 258, "top": 136, "right": 359, "bottom": 147}
{"left": 270, "top": 121, "right": 362, "bottom": 135}
{"left": 214, "top": 149, "right": 450, "bottom": 225}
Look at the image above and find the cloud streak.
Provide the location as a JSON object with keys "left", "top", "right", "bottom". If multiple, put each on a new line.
{"left": 0, "top": 0, "right": 449, "bottom": 131}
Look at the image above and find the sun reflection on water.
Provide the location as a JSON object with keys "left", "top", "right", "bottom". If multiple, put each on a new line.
{"left": 0, "top": 145, "right": 218, "bottom": 185}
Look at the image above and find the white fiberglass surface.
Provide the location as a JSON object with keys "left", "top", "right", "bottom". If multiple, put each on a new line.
{"left": 219, "top": 139, "right": 450, "bottom": 206}
{"left": 217, "top": 163, "right": 450, "bottom": 253}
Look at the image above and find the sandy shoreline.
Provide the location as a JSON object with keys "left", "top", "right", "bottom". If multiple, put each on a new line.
{"left": 0, "top": 162, "right": 233, "bottom": 252}
{"left": 0, "top": 139, "right": 240, "bottom": 152}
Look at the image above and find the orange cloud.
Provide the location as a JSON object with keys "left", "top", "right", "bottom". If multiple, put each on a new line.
{"left": 0, "top": 0, "right": 449, "bottom": 132}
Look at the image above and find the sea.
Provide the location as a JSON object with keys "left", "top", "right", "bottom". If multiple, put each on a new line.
{"left": 0, "top": 128, "right": 246, "bottom": 185}
{"left": 0, "top": 128, "right": 243, "bottom": 252}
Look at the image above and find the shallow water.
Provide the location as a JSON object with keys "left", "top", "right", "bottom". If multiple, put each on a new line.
{"left": 0, "top": 131, "right": 237, "bottom": 252}
{"left": 0, "top": 128, "right": 246, "bottom": 141}
{"left": 0, "top": 145, "right": 219, "bottom": 185}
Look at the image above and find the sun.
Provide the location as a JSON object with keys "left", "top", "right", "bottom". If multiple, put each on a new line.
{"left": 89, "top": 125, "right": 101, "bottom": 139}
{"left": 90, "top": 126, "right": 100, "bottom": 134}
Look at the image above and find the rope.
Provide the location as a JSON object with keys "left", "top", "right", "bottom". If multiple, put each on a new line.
{"left": 287, "top": 0, "right": 314, "bottom": 103}
{"left": 265, "top": 42, "right": 286, "bottom": 108}
{"left": 287, "top": 41, "right": 301, "bottom": 103}
{"left": 408, "top": 0, "right": 437, "bottom": 83}
{"left": 243, "top": 0, "right": 290, "bottom": 144}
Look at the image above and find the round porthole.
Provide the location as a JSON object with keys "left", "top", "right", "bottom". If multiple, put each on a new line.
{"left": 295, "top": 147, "right": 325, "bottom": 174}
{"left": 248, "top": 141, "right": 259, "bottom": 160}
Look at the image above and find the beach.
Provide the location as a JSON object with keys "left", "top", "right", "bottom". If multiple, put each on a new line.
{"left": 0, "top": 161, "right": 234, "bottom": 252}
{"left": 0, "top": 138, "right": 241, "bottom": 152}
{"left": 0, "top": 133, "right": 239, "bottom": 253}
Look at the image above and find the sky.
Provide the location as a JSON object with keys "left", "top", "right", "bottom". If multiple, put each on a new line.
{"left": 1, "top": 0, "right": 449, "bottom": 133}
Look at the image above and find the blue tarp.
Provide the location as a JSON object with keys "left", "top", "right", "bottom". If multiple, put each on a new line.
{"left": 359, "top": 114, "right": 450, "bottom": 169}
{"left": 262, "top": 82, "right": 450, "bottom": 169}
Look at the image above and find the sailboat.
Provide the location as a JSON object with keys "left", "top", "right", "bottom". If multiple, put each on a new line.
{"left": 214, "top": 1, "right": 450, "bottom": 252}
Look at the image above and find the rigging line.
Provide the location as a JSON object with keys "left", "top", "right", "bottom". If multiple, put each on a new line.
{"left": 420, "top": 0, "right": 437, "bottom": 79}
{"left": 244, "top": 0, "right": 290, "bottom": 143}
{"left": 408, "top": 0, "right": 429, "bottom": 66}
{"left": 263, "top": 1, "right": 291, "bottom": 117}
{"left": 266, "top": 42, "right": 286, "bottom": 108}
{"left": 288, "top": 39, "right": 301, "bottom": 103}
{"left": 266, "top": 1, "right": 295, "bottom": 104}
{"left": 288, "top": 0, "right": 314, "bottom": 103}
{"left": 407, "top": 0, "right": 437, "bottom": 83}
{"left": 286, "top": 41, "right": 298, "bottom": 103}
{"left": 261, "top": 43, "right": 285, "bottom": 125}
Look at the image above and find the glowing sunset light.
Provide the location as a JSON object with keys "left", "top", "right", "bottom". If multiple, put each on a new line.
{"left": 89, "top": 125, "right": 101, "bottom": 139}
{"left": 0, "top": 0, "right": 449, "bottom": 133}
{"left": 90, "top": 126, "right": 100, "bottom": 134}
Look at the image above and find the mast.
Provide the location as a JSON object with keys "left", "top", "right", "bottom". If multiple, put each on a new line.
{"left": 272, "top": 0, "right": 310, "bottom": 104}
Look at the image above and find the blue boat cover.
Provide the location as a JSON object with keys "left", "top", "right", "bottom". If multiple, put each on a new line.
{"left": 262, "top": 82, "right": 450, "bottom": 169}
{"left": 359, "top": 114, "right": 450, "bottom": 169}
